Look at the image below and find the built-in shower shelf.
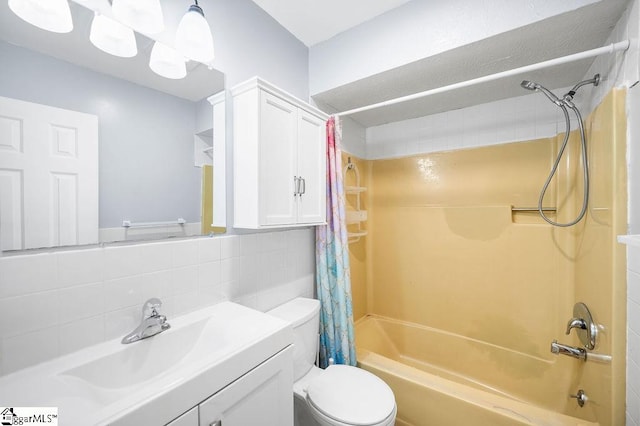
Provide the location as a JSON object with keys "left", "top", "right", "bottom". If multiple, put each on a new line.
{"left": 346, "top": 186, "right": 367, "bottom": 194}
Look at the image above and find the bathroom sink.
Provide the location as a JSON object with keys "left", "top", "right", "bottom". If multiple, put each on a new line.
{"left": 0, "top": 302, "right": 293, "bottom": 426}
{"left": 60, "top": 318, "right": 208, "bottom": 390}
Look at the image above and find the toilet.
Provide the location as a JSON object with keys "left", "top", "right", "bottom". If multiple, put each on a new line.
{"left": 268, "top": 297, "right": 397, "bottom": 426}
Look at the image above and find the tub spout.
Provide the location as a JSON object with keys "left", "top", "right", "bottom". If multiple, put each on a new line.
{"left": 550, "top": 340, "right": 586, "bottom": 361}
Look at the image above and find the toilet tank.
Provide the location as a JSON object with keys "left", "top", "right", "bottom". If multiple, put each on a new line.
{"left": 268, "top": 298, "right": 320, "bottom": 381}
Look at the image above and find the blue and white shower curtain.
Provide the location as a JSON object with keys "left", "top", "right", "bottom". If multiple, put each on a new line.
{"left": 316, "top": 116, "right": 356, "bottom": 368}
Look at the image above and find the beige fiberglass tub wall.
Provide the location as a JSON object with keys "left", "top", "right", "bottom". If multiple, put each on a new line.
{"left": 348, "top": 89, "right": 627, "bottom": 426}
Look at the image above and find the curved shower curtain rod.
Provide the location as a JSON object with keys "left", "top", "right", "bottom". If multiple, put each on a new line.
{"left": 335, "top": 40, "right": 630, "bottom": 117}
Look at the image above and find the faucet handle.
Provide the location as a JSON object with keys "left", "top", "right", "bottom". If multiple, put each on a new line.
{"left": 565, "top": 318, "right": 587, "bottom": 335}
{"left": 142, "top": 298, "right": 163, "bottom": 318}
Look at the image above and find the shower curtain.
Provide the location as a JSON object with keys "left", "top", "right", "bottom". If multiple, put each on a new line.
{"left": 316, "top": 116, "right": 356, "bottom": 368}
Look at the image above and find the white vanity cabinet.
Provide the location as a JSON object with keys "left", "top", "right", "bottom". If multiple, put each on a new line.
{"left": 164, "top": 347, "right": 293, "bottom": 426}
{"left": 166, "top": 408, "right": 198, "bottom": 426}
{"left": 232, "top": 77, "right": 328, "bottom": 229}
{"left": 198, "top": 347, "right": 293, "bottom": 426}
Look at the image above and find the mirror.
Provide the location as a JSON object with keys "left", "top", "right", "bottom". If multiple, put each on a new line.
{"left": 0, "top": 1, "right": 227, "bottom": 251}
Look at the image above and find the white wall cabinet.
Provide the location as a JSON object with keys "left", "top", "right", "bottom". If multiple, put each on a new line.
{"left": 164, "top": 347, "right": 293, "bottom": 426}
{"left": 232, "top": 78, "right": 328, "bottom": 229}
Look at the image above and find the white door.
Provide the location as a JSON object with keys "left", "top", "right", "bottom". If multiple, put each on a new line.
{"left": 0, "top": 96, "right": 98, "bottom": 250}
{"left": 296, "top": 110, "right": 326, "bottom": 224}
{"left": 259, "top": 91, "right": 297, "bottom": 226}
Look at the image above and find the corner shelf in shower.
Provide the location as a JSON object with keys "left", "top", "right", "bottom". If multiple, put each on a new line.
{"left": 345, "top": 185, "right": 367, "bottom": 194}
{"left": 347, "top": 231, "right": 368, "bottom": 240}
{"left": 346, "top": 209, "right": 368, "bottom": 224}
{"left": 344, "top": 158, "right": 367, "bottom": 243}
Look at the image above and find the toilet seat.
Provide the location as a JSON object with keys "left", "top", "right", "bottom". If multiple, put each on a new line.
{"left": 305, "top": 365, "right": 396, "bottom": 426}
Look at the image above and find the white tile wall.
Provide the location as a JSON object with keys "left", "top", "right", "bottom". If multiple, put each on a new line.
{"left": 0, "top": 229, "right": 315, "bottom": 376}
{"left": 365, "top": 89, "right": 568, "bottom": 160}
{"left": 581, "top": 0, "right": 639, "bottom": 115}
{"left": 361, "top": 0, "right": 640, "bottom": 164}
{"left": 627, "top": 242, "right": 640, "bottom": 426}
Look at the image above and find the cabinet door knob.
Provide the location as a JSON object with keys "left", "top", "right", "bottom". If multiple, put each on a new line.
{"left": 301, "top": 177, "right": 306, "bottom": 195}
{"left": 209, "top": 421, "right": 222, "bottom": 426}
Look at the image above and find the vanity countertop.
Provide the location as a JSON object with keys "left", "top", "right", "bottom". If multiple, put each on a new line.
{"left": 0, "top": 302, "right": 293, "bottom": 426}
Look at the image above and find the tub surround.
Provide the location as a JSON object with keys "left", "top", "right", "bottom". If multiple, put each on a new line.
{"left": 356, "top": 316, "right": 598, "bottom": 426}
{"left": 0, "top": 229, "right": 315, "bottom": 376}
{"left": 347, "top": 88, "right": 627, "bottom": 426}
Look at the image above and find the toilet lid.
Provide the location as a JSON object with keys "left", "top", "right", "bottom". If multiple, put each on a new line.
{"left": 306, "top": 365, "right": 395, "bottom": 426}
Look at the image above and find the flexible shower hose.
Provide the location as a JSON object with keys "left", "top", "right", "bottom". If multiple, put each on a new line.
{"left": 537, "top": 103, "right": 589, "bottom": 227}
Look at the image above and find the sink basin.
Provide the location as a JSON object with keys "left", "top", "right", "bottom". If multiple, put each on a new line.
{"left": 0, "top": 301, "right": 293, "bottom": 426}
{"left": 61, "top": 319, "right": 208, "bottom": 389}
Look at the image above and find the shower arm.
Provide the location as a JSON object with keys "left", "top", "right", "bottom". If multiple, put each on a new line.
{"left": 564, "top": 74, "right": 601, "bottom": 102}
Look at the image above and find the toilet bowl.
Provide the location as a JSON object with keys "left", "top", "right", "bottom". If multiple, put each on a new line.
{"left": 268, "top": 298, "right": 397, "bottom": 426}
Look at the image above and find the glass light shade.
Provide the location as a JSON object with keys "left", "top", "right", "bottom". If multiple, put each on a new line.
{"left": 8, "top": 0, "right": 73, "bottom": 33}
{"left": 90, "top": 14, "right": 137, "bottom": 58}
{"left": 111, "top": 0, "right": 164, "bottom": 35}
{"left": 149, "top": 42, "right": 186, "bottom": 80}
{"left": 175, "top": 5, "right": 215, "bottom": 63}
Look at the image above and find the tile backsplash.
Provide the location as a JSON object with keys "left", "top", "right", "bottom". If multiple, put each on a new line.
{"left": 0, "top": 229, "right": 315, "bottom": 376}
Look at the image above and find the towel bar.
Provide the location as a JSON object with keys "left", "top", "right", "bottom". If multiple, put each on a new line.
{"left": 122, "top": 218, "right": 186, "bottom": 228}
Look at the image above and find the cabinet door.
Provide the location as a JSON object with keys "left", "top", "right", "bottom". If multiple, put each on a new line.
{"left": 296, "top": 110, "right": 326, "bottom": 225}
{"left": 199, "top": 347, "right": 293, "bottom": 426}
{"left": 259, "top": 91, "right": 297, "bottom": 226}
{"left": 166, "top": 407, "right": 198, "bottom": 426}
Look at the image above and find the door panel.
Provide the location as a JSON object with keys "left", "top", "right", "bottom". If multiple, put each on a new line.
{"left": 297, "top": 110, "right": 326, "bottom": 224}
{"left": 259, "top": 92, "right": 297, "bottom": 226}
{"left": 199, "top": 347, "right": 293, "bottom": 426}
{"left": 0, "top": 96, "right": 98, "bottom": 249}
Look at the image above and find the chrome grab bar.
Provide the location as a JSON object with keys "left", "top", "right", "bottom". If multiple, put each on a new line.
{"left": 511, "top": 207, "right": 557, "bottom": 212}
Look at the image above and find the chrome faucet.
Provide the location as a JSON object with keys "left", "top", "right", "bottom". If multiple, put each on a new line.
{"left": 121, "top": 298, "right": 170, "bottom": 344}
{"left": 550, "top": 340, "right": 586, "bottom": 361}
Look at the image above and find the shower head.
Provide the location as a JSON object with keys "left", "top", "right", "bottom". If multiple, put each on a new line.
{"left": 520, "top": 80, "right": 563, "bottom": 106}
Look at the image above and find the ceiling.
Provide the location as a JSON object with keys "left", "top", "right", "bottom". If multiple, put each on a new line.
{"left": 310, "top": 0, "right": 633, "bottom": 127}
{"left": 250, "top": 0, "right": 413, "bottom": 47}
{"left": 0, "top": 0, "right": 633, "bottom": 125}
{"left": 0, "top": 1, "right": 225, "bottom": 102}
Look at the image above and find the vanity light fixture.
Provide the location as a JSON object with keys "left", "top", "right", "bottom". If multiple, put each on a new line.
{"left": 175, "top": 0, "right": 215, "bottom": 64}
{"left": 89, "top": 13, "right": 137, "bottom": 58}
{"left": 149, "top": 41, "right": 187, "bottom": 80}
{"left": 111, "top": 0, "right": 164, "bottom": 35}
{"left": 8, "top": 0, "right": 73, "bottom": 33}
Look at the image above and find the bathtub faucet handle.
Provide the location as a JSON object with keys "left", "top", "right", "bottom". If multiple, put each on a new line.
{"left": 569, "top": 389, "right": 588, "bottom": 407}
{"left": 565, "top": 317, "right": 587, "bottom": 335}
